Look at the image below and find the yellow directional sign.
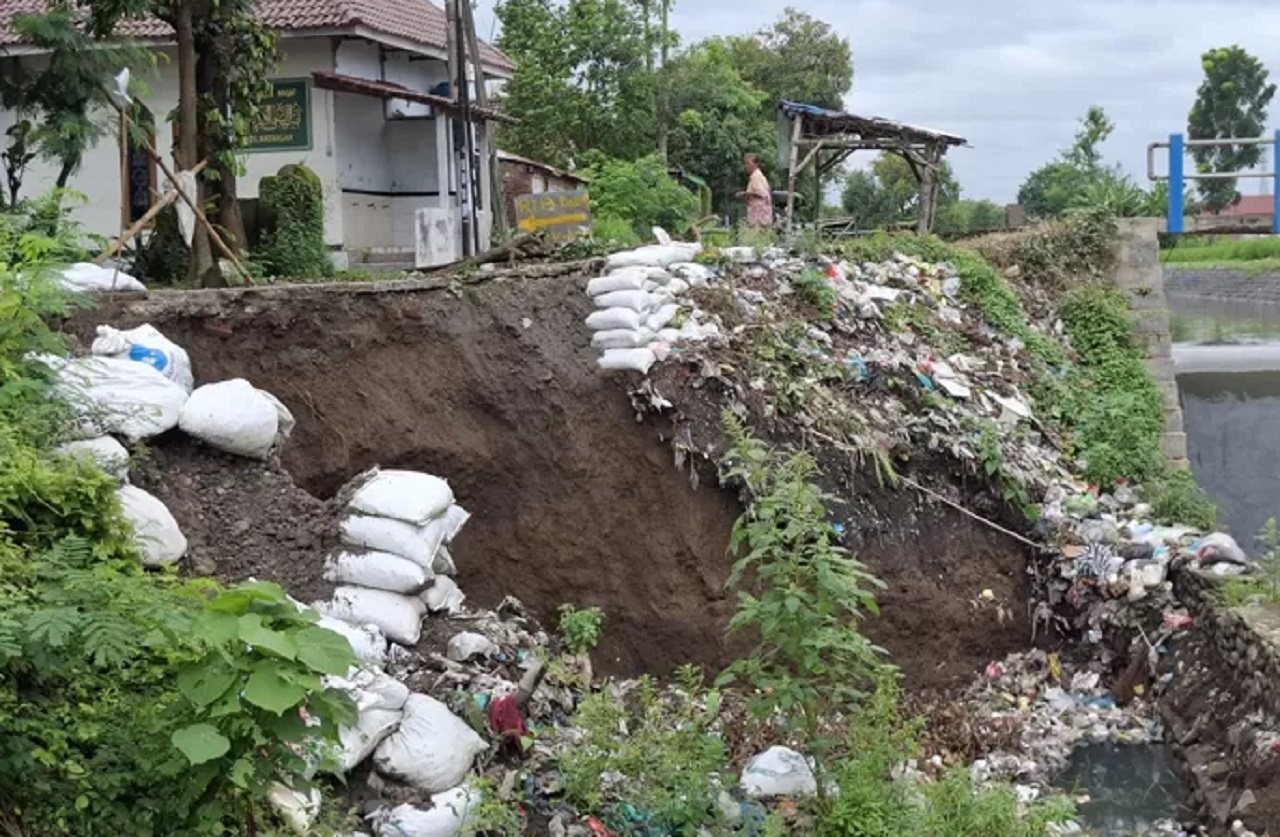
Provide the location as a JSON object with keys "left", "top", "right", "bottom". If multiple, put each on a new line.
{"left": 515, "top": 190, "right": 591, "bottom": 242}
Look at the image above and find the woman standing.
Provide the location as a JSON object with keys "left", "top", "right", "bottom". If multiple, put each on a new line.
{"left": 737, "top": 155, "right": 774, "bottom": 229}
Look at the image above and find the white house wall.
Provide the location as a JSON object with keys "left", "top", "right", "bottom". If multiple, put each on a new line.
{"left": 0, "top": 39, "right": 346, "bottom": 247}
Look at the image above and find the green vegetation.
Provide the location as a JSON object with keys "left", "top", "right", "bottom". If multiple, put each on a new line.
{"left": 580, "top": 152, "right": 700, "bottom": 240}
{"left": 1189, "top": 46, "right": 1277, "bottom": 212}
{"left": 257, "top": 164, "right": 331, "bottom": 280}
{"left": 1161, "top": 236, "right": 1280, "bottom": 267}
{"left": 793, "top": 267, "right": 838, "bottom": 320}
{"left": 1146, "top": 469, "right": 1218, "bottom": 531}
{"left": 1257, "top": 517, "right": 1280, "bottom": 602}
{"left": 557, "top": 603, "right": 606, "bottom": 656}
{"left": 0, "top": 198, "right": 356, "bottom": 835}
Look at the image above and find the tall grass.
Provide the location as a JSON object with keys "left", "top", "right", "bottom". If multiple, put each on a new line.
{"left": 1161, "top": 236, "right": 1280, "bottom": 265}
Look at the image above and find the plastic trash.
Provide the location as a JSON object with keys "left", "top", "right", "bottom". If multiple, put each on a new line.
{"left": 51, "top": 356, "right": 189, "bottom": 442}
{"left": 1195, "top": 532, "right": 1248, "bottom": 565}
{"left": 670, "top": 262, "right": 713, "bottom": 286}
{"left": 369, "top": 787, "right": 480, "bottom": 837}
{"left": 55, "top": 436, "right": 130, "bottom": 482}
{"left": 178, "top": 379, "right": 292, "bottom": 459}
{"left": 349, "top": 470, "right": 454, "bottom": 525}
{"left": 268, "top": 784, "right": 321, "bottom": 835}
{"left": 324, "top": 550, "right": 432, "bottom": 594}
{"left": 446, "top": 631, "right": 497, "bottom": 662}
{"left": 118, "top": 485, "right": 187, "bottom": 568}
{"left": 92, "top": 324, "right": 194, "bottom": 392}
{"left": 315, "top": 587, "right": 427, "bottom": 646}
{"left": 58, "top": 262, "right": 147, "bottom": 293}
{"left": 374, "top": 695, "right": 487, "bottom": 793}
{"left": 740, "top": 746, "right": 818, "bottom": 798}
{"left": 422, "top": 577, "right": 466, "bottom": 615}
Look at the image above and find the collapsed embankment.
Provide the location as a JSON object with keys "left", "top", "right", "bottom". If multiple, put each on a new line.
{"left": 64, "top": 271, "right": 1035, "bottom": 688}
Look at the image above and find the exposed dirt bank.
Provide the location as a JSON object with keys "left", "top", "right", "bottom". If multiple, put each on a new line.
{"left": 65, "top": 275, "right": 1036, "bottom": 687}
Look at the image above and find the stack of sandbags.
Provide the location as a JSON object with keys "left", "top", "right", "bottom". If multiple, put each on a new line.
{"left": 317, "top": 469, "right": 470, "bottom": 646}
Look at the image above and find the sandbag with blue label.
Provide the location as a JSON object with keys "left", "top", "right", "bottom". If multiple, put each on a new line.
{"left": 91, "top": 324, "right": 194, "bottom": 392}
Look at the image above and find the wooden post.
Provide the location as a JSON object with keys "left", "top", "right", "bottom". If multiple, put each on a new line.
{"left": 784, "top": 114, "right": 802, "bottom": 238}
{"left": 915, "top": 145, "right": 938, "bottom": 236}
{"left": 97, "top": 159, "right": 210, "bottom": 265}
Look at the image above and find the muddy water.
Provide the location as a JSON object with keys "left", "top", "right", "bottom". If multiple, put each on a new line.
{"left": 1052, "top": 743, "right": 1188, "bottom": 835}
{"left": 1172, "top": 294, "right": 1280, "bottom": 551}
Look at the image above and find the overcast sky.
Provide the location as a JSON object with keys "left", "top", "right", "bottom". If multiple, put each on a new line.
{"left": 473, "top": 0, "right": 1280, "bottom": 205}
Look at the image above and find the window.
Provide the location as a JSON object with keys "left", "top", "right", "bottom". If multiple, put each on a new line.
{"left": 120, "top": 105, "right": 157, "bottom": 226}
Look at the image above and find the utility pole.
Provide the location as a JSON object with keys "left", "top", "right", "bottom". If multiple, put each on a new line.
{"left": 445, "top": 0, "right": 478, "bottom": 257}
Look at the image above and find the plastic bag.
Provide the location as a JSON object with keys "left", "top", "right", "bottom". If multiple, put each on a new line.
{"left": 118, "top": 485, "right": 187, "bottom": 568}
{"left": 91, "top": 324, "right": 194, "bottom": 392}
{"left": 178, "top": 379, "right": 291, "bottom": 459}
{"left": 446, "top": 631, "right": 497, "bottom": 662}
{"left": 58, "top": 262, "right": 146, "bottom": 293}
{"left": 740, "top": 746, "right": 818, "bottom": 798}
{"left": 591, "top": 328, "right": 655, "bottom": 350}
{"left": 585, "top": 308, "right": 643, "bottom": 332}
{"left": 325, "top": 550, "right": 432, "bottom": 594}
{"left": 341, "top": 515, "right": 448, "bottom": 569}
{"left": 349, "top": 470, "right": 454, "bottom": 525}
{"left": 56, "top": 436, "right": 130, "bottom": 482}
{"left": 315, "top": 587, "right": 427, "bottom": 646}
{"left": 52, "top": 356, "right": 188, "bottom": 442}
{"left": 373, "top": 695, "right": 487, "bottom": 793}
{"left": 268, "top": 784, "right": 321, "bottom": 835}
{"left": 316, "top": 614, "right": 389, "bottom": 667}
{"left": 598, "top": 348, "right": 656, "bottom": 374}
{"left": 370, "top": 787, "right": 480, "bottom": 837}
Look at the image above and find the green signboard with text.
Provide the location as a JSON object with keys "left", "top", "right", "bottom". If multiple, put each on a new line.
{"left": 247, "top": 79, "right": 312, "bottom": 152}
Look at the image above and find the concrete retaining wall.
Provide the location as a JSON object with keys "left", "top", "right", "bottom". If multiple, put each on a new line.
{"left": 1165, "top": 267, "right": 1280, "bottom": 303}
{"left": 1109, "top": 219, "right": 1188, "bottom": 466}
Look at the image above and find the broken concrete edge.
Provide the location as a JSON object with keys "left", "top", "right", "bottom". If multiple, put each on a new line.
{"left": 1167, "top": 569, "right": 1280, "bottom": 834}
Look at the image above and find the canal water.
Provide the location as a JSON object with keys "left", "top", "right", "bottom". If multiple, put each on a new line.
{"left": 1052, "top": 742, "right": 1188, "bottom": 836}
{"left": 1171, "top": 293, "right": 1280, "bottom": 551}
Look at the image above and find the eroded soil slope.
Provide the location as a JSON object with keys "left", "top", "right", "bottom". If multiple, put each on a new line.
{"left": 68, "top": 274, "right": 1032, "bottom": 686}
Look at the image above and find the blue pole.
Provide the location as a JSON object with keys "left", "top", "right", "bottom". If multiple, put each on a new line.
{"left": 1169, "top": 133, "right": 1184, "bottom": 234}
{"left": 1273, "top": 131, "right": 1279, "bottom": 234}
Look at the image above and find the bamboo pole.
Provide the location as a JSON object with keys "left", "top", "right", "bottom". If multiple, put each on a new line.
{"left": 96, "top": 159, "right": 209, "bottom": 265}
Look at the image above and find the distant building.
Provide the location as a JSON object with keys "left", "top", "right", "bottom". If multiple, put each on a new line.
{"left": 0, "top": 0, "right": 515, "bottom": 267}
{"left": 497, "top": 151, "right": 588, "bottom": 231}
{"left": 1200, "top": 195, "right": 1274, "bottom": 219}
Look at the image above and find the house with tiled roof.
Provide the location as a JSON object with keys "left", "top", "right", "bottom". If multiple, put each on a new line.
{"left": 0, "top": 0, "right": 515, "bottom": 267}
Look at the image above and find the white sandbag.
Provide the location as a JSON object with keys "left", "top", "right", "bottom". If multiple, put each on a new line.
{"left": 341, "top": 515, "right": 448, "bottom": 569}
{"left": 593, "top": 289, "right": 661, "bottom": 313}
{"left": 268, "top": 784, "right": 321, "bottom": 835}
{"left": 585, "top": 307, "right": 643, "bottom": 332}
{"left": 671, "top": 262, "right": 714, "bottom": 285}
{"left": 91, "top": 324, "right": 194, "bottom": 392}
{"left": 655, "top": 328, "right": 682, "bottom": 344}
{"left": 652, "top": 226, "right": 673, "bottom": 245}
{"left": 646, "top": 304, "right": 680, "bottom": 331}
{"left": 598, "top": 348, "right": 656, "bottom": 375}
{"left": 337, "top": 707, "right": 403, "bottom": 773}
{"left": 422, "top": 577, "right": 466, "bottom": 614}
{"left": 591, "top": 328, "right": 654, "bottom": 350}
{"left": 261, "top": 390, "right": 296, "bottom": 442}
{"left": 586, "top": 274, "right": 654, "bottom": 296}
{"left": 373, "top": 694, "right": 487, "bottom": 793}
{"left": 315, "top": 587, "right": 427, "bottom": 646}
{"left": 740, "top": 746, "right": 818, "bottom": 799}
{"left": 371, "top": 788, "right": 480, "bottom": 837}
{"left": 316, "top": 614, "right": 389, "bottom": 667}
{"left": 178, "top": 379, "right": 285, "bottom": 459}
{"left": 59, "top": 262, "right": 146, "bottom": 293}
{"left": 667, "top": 278, "right": 690, "bottom": 295}
{"left": 446, "top": 632, "right": 498, "bottom": 662}
{"left": 56, "top": 436, "right": 130, "bottom": 482}
{"left": 349, "top": 470, "right": 454, "bottom": 525}
{"left": 325, "top": 667, "right": 411, "bottom": 713}
{"left": 118, "top": 485, "right": 187, "bottom": 568}
{"left": 432, "top": 546, "right": 457, "bottom": 576}
{"left": 52, "top": 356, "right": 188, "bottom": 442}
{"left": 723, "top": 246, "right": 758, "bottom": 264}
{"left": 325, "top": 550, "right": 432, "bottom": 594}
{"left": 609, "top": 265, "right": 674, "bottom": 285}
{"left": 605, "top": 243, "right": 702, "bottom": 270}
{"left": 442, "top": 505, "right": 470, "bottom": 544}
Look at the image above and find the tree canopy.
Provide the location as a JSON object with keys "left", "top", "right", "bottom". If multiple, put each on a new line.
{"left": 1188, "top": 45, "right": 1277, "bottom": 212}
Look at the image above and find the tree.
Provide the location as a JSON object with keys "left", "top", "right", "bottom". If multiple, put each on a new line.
{"left": 841, "top": 169, "right": 895, "bottom": 228}
{"left": 841, "top": 153, "right": 958, "bottom": 229}
{"left": 1189, "top": 46, "right": 1277, "bottom": 213}
{"left": 1016, "top": 161, "right": 1080, "bottom": 219}
{"left": 1063, "top": 105, "right": 1114, "bottom": 172}
{"left": 662, "top": 41, "right": 771, "bottom": 213}
{"left": 723, "top": 8, "right": 853, "bottom": 110}
{"left": 936, "top": 199, "right": 1005, "bottom": 235}
{"left": 1017, "top": 106, "right": 1121, "bottom": 219}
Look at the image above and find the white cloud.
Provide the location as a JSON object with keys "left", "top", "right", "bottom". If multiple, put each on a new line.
{"left": 474, "top": 0, "right": 1280, "bottom": 203}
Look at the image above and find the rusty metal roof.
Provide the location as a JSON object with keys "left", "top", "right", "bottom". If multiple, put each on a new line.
{"left": 0, "top": 0, "right": 514, "bottom": 74}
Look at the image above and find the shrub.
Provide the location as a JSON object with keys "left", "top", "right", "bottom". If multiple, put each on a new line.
{"left": 257, "top": 163, "right": 331, "bottom": 279}
{"left": 1146, "top": 468, "right": 1217, "bottom": 530}
{"left": 557, "top": 603, "right": 605, "bottom": 656}
{"left": 579, "top": 152, "right": 699, "bottom": 240}
{"left": 590, "top": 215, "right": 642, "bottom": 249}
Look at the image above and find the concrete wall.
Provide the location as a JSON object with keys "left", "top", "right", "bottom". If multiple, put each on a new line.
{"left": 1109, "top": 218, "right": 1188, "bottom": 467}
{"left": 0, "top": 39, "right": 345, "bottom": 246}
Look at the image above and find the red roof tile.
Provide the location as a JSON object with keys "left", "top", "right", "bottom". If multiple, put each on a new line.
{"left": 0, "top": 0, "right": 514, "bottom": 73}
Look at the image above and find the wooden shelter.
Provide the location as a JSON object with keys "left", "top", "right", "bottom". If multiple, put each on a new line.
{"left": 776, "top": 101, "right": 967, "bottom": 236}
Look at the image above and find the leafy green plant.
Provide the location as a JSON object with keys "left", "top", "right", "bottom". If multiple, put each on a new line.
{"left": 561, "top": 665, "right": 728, "bottom": 835}
{"left": 580, "top": 152, "right": 700, "bottom": 239}
{"left": 1255, "top": 517, "right": 1280, "bottom": 604}
{"left": 792, "top": 267, "right": 836, "bottom": 320}
{"left": 1146, "top": 468, "right": 1217, "bottom": 530}
{"left": 717, "top": 414, "right": 888, "bottom": 803}
{"left": 557, "top": 603, "right": 605, "bottom": 656}
{"left": 590, "top": 215, "right": 643, "bottom": 249}
{"left": 973, "top": 420, "right": 1031, "bottom": 512}
{"left": 256, "top": 163, "right": 331, "bottom": 279}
